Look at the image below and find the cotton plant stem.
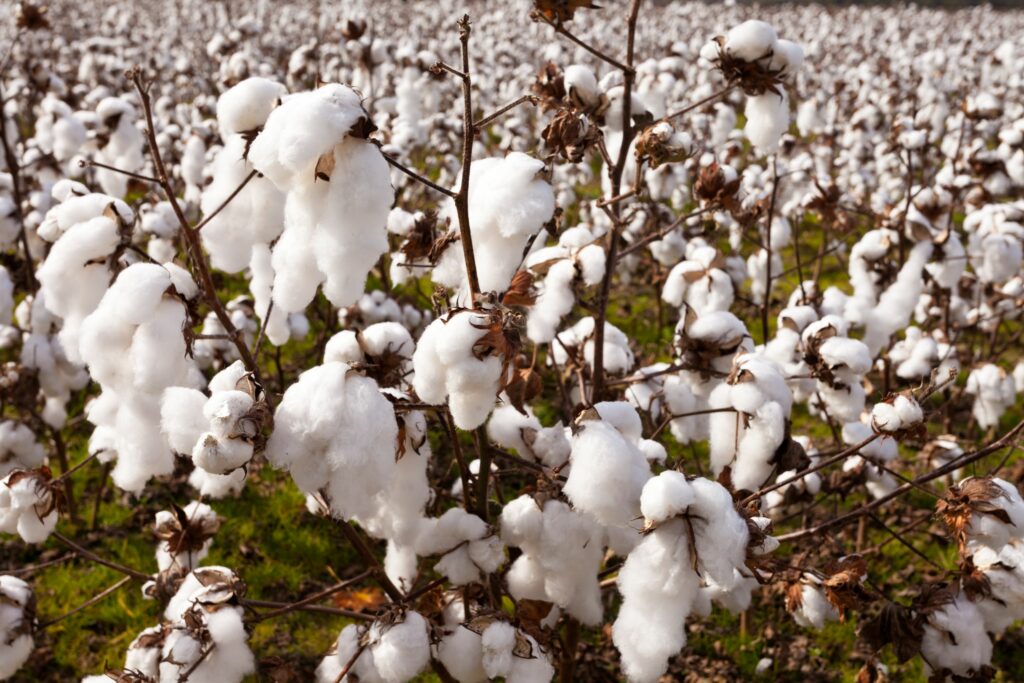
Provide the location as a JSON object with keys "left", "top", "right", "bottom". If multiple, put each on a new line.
{"left": 452, "top": 15, "right": 482, "bottom": 306}
{"left": 129, "top": 68, "right": 264, "bottom": 387}
{"left": 247, "top": 569, "right": 373, "bottom": 623}
{"left": 590, "top": 0, "right": 643, "bottom": 403}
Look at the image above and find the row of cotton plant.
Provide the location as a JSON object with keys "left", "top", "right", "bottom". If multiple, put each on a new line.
{"left": 3, "top": 0, "right": 1024, "bottom": 681}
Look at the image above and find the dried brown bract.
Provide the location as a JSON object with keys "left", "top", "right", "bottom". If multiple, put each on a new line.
{"left": 936, "top": 477, "right": 1012, "bottom": 554}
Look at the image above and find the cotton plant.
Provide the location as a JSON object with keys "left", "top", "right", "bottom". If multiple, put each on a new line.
{"left": 0, "top": 576, "right": 34, "bottom": 681}
{"left": 78, "top": 262, "right": 204, "bottom": 494}
{"left": 785, "top": 573, "right": 839, "bottom": 630}
{"left": 486, "top": 405, "right": 570, "bottom": 469}
{"left": 153, "top": 500, "right": 220, "bottom": 572}
{"left": 91, "top": 97, "right": 145, "bottom": 198}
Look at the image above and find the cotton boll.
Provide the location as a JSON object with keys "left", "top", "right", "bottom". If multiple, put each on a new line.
{"left": 564, "top": 416, "right": 652, "bottom": 528}
{"left": 368, "top": 611, "right": 431, "bottom": 683}
{"left": 966, "top": 365, "right": 1016, "bottom": 429}
{"left": 640, "top": 470, "right": 695, "bottom": 524}
{"left": 0, "top": 576, "right": 33, "bottom": 681}
{"left": 435, "top": 153, "right": 555, "bottom": 300}
{"left": 745, "top": 90, "right": 790, "bottom": 155}
{"left": 789, "top": 577, "right": 838, "bottom": 629}
{"left": 0, "top": 470, "right": 58, "bottom": 544}
{"left": 564, "top": 64, "right": 601, "bottom": 109}
{"left": 216, "top": 77, "right": 287, "bottom": 136}
{"left": 613, "top": 516, "right": 698, "bottom": 683}
{"left": 724, "top": 21, "right": 778, "bottom": 62}
{"left": 0, "top": 422, "right": 45, "bottom": 478}
{"left": 412, "top": 312, "right": 504, "bottom": 430}
{"left": 921, "top": 594, "right": 992, "bottom": 680}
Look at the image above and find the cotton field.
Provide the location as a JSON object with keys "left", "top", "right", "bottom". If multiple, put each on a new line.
{"left": 2, "top": 0, "right": 1024, "bottom": 680}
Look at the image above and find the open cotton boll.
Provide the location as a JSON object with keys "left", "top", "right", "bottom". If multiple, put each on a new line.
{"left": 0, "top": 422, "right": 45, "bottom": 478}
{"left": 966, "top": 364, "right": 1017, "bottom": 429}
{"left": 78, "top": 263, "right": 202, "bottom": 494}
{"left": 248, "top": 84, "right": 394, "bottom": 313}
{"left": 745, "top": 90, "right": 790, "bottom": 155}
{"left": 216, "top": 76, "right": 287, "bottom": 136}
{"left": 640, "top": 470, "right": 695, "bottom": 525}
{"left": 662, "top": 246, "right": 734, "bottom": 315}
{"left": 972, "top": 542, "right": 1024, "bottom": 633}
{"left": 863, "top": 240, "right": 934, "bottom": 355}
{"left": 153, "top": 500, "right": 219, "bottom": 572}
{"left": 551, "top": 316, "right": 635, "bottom": 378}
{"left": 0, "top": 471, "right": 58, "bottom": 544}
{"left": 435, "top": 153, "right": 554, "bottom": 300}
{"left": 415, "top": 507, "right": 504, "bottom": 585}
{"left": 37, "top": 209, "right": 127, "bottom": 364}
{"left": 0, "top": 575, "right": 33, "bottom": 681}
{"left": 921, "top": 594, "right": 993, "bottom": 680}
{"left": 412, "top": 312, "right": 503, "bottom": 430}
{"left": 613, "top": 516, "right": 698, "bottom": 683}
{"left": 788, "top": 576, "right": 838, "bottom": 629}
{"left": 564, "top": 414, "right": 652, "bottom": 528}
{"left": 160, "top": 605, "right": 254, "bottom": 683}
{"left": 564, "top": 64, "right": 601, "bottom": 109}
{"left": 200, "top": 135, "right": 285, "bottom": 274}
{"left": 724, "top": 20, "right": 778, "bottom": 62}
{"left": 487, "top": 405, "right": 570, "bottom": 468}
{"left": 348, "top": 611, "right": 432, "bottom": 683}
{"left": 266, "top": 360, "right": 398, "bottom": 523}
{"left": 501, "top": 496, "right": 604, "bottom": 625}
{"left": 959, "top": 477, "right": 1024, "bottom": 549}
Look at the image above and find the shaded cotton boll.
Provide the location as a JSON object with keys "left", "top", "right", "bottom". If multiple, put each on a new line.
{"left": 889, "top": 327, "right": 938, "bottom": 380}
{"left": 160, "top": 570, "right": 254, "bottom": 683}
{"left": 153, "top": 500, "right": 219, "bottom": 572}
{"left": 434, "top": 153, "right": 555, "bottom": 301}
{"left": 200, "top": 134, "right": 285, "bottom": 274}
{"left": 266, "top": 360, "right": 397, "bottom": 523}
{"left": 317, "top": 611, "right": 431, "bottom": 683}
{"left": 564, "top": 64, "right": 601, "bottom": 109}
{"left": 487, "top": 405, "right": 570, "bottom": 469}
{"left": 863, "top": 240, "right": 934, "bottom": 355}
{"left": 745, "top": 90, "right": 790, "bottom": 155}
{"left": 960, "top": 478, "right": 1024, "bottom": 550}
{"left": 921, "top": 594, "right": 993, "bottom": 681}
{"left": 971, "top": 542, "right": 1024, "bottom": 634}
{"left": 563, "top": 411, "right": 652, "bottom": 528}
{"left": 524, "top": 233, "right": 606, "bottom": 344}
{"left": 501, "top": 495, "right": 604, "bottom": 625}
{"left": 78, "top": 263, "right": 203, "bottom": 494}
{"left": 0, "top": 575, "right": 33, "bottom": 681}
{"left": 662, "top": 246, "right": 734, "bottom": 315}
{"left": 0, "top": 422, "right": 45, "bottom": 478}
{"left": 412, "top": 312, "right": 503, "bottom": 430}
{"left": 414, "top": 507, "right": 504, "bottom": 585}
{"left": 36, "top": 203, "right": 130, "bottom": 365}
{"left": 551, "top": 316, "right": 635, "bottom": 378}
{"left": 788, "top": 576, "right": 839, "bottom": 629}
{"left": 161, "top": 361, "right": 258, "bottom": 485}
{"left": 248, "top": 84, "right": 394, "bottom": 313}
{"left": 966, "top": 364, "right": 1016, "bottom": 429}
{"left": 436, "top": 620, "right": 488, "bottom": 683}
{"left": 708, "top": 354, "right": 792, "bottom": 491}
{"left": 93, "top": 98, "right": 144, "bottom": 198}
{"left": 613, "top": 514, "right": 698, "bottom": 683}
{"left": 0, "top": 470, "right": 58, "bottom": 544}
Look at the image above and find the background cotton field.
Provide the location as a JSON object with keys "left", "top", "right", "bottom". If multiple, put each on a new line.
{"left": 4, "top": 0, "right": 1024, "bottom": 680}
